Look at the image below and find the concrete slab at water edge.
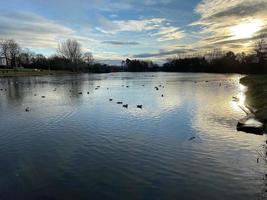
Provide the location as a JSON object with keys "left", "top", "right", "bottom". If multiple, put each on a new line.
{"left": 237, "top": 113, "right": 265, "bottom": 135}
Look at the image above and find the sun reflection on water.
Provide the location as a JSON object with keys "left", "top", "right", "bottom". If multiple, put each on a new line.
{"left": 231, "top": 83, "right": 248, "bottom": 113}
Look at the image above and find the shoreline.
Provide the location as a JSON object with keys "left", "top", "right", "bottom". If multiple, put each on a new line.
{"left": 239, "top": 75, "right": 267, "bottom": 134}
{"left": 0, "top": 69, "right": 76, "bottom": 78}
{"left": 0, "top": 68, "right": 252, "bottom": 78}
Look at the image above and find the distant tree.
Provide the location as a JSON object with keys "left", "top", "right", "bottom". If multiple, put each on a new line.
{"left": 208, "top": 48, "right": 224, "bottom": 60}
{"left": 57, "top": 39, "right": 82, "bottom": 71}
{"left": 34, "top": 54, "right": 48, "bottom": 69}
{"left": 83, "top": 52, "right": 94, "bottom": 66}
{"left": 125, "top": 58, "right": 131, "bottom": 67}
{"left": 0, "top": 39, "right": 20, "bottom": 68}
{"left": 49, "top": 55, "right": 69, "bottom": 71}
{"left": 236, "top": 52, "right": 246, "bottom": 64}
{"left": 0, "top": 40, "right": 9, "bottom": 66}
{"left": 19, "top": 48, "right": 35, "bottom": 67}
{"left": 122, "top": 58, "right": 158, "bottom": 72}
{"left": 255, "top": 37, "right": 267, "bottom": 65}
{"left": 8, "top": 40, "right": 20, "bottom": 68}
{"left": 121, "top": 60, "right": 126, "bottom": 70}
{"left": 225, "top": 51, "right": 236, "bottom": 60}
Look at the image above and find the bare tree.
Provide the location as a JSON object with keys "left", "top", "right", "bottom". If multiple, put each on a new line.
{"left": 236, "top": 52, "right": 246, "bottom": 64}
{"left": 0, "top": 40, "right": 10, "bottom": 66}
{"left": 0, "top": 39, "right": 20, "bottom": 67}
{"left": 9, "top": 40, "right": 20, "bottom": 67}
{"left": 83, "top": 52, "right": 94, "bottom": 66}
{"left": 58, "top": 39, "right": 82, "bottom": 63}
{"left": 255, "top": 37, "right": 267, "bottom": 64}
{"left": 19, "top": 48, "right": 35, "bottom": 67}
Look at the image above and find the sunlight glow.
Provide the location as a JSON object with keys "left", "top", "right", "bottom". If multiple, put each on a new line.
{"left": 230, "top": 19, "right": 263, "bottom": 40}
{"left": 230, "top": 84, "right": 247, "bottom": 112}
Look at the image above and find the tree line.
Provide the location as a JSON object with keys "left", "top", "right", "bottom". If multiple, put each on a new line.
{"left": 0, "top": 39, "right": 107, "bottom": 72}
{"left": 162, "top": 39, "right": 267, "bottom": 74}
{"left": 121, "top": 59, "right": 159, "bottom": 72}
{"left": 120, "top": 38, "right": 267, "bottom": 74}
{"left": 1, "top": 38, "right": 267, "bottom": 74}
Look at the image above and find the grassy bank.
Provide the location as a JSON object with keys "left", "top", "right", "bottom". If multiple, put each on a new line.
{"left": 240, "top": 75, "right": 267, "bottom": 129}
{"left": 0, "top": 68, "right": 73, "bottom": 77}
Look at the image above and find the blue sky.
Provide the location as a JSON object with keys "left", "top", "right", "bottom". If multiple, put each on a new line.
{"left": 0, "top": 0, "right": 266, "bottom": 64}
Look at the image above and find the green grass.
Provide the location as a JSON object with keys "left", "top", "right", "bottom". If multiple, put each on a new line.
{"left": 240, "top": 75, "right": 267, "bottom": 124}
{"left": 0, "top": 68, "right": 72, "bottom": 77}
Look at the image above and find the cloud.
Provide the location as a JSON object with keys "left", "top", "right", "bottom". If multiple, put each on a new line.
{"left": 133, "top": 49, "right": 193, "bottom": 58}
{"left": 96, "top": 16, "right": 184, "bottom": 42}
{"left": 151, "top": 26, "right": 185, "bottom": 41}
{"left": 96, "top": 17, "right": 166, "bottom": 33}
{"left": 195, "top": 0, "right": 266, "bottom": 20}
{"left": 0, "top": 11, "right": 74, "bottom": 49}
{"left": 102, "top": 41, "right": 139, "bottom": 45}
{"left": 191, "top": 0, "right": 267, "bottom": 52}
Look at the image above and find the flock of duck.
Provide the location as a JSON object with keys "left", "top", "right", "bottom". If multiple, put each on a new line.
{"left": 110, "top": 84, "right": 165, "bottom": 110}
{"left": 2, "top": 80, "right": 225, "bottom": 114}
{"left": 0, "top": 83, "right": 166, "bottom": 112}
{"left": 1, "top": 80, "right": 228, "bottom": 113}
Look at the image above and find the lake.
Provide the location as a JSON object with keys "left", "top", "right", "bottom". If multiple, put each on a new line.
{"left": 0, "top": 72, "right": 266, "bottom": 200}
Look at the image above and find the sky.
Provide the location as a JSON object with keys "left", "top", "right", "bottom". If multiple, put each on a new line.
{"left": 0, "top": 0, "right": 267, "bottom": 64}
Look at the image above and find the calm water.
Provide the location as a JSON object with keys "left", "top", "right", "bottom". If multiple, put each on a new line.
{"left": 0, "top": 72, "right": 266, "bottom": 200}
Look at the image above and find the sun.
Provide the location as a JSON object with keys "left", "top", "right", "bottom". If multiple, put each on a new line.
{"left": 230, "top": 19, "right": 263, "bottom": 40}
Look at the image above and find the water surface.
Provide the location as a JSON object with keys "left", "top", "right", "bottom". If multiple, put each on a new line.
{"left": 0, "top": 72, "right": 266, "bottom": 200}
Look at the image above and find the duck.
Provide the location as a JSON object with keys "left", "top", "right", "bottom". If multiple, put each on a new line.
{"left": 41, "top": 96, "right": 46, "bottom": 98}
{"left": 78, "top": 92, "right": 83, "bottom": 95}
{"left": 25, "top": 107, "right": 30, "bottom": 112}
{"left": 161, "top": 94, "right": 164, "bottom": 97}
{"left": 87, "top": 92, "right": 90, "bottom": 94}
{"left": 109, "top": 98, "right": 113, "bottom": 101}
{"left": 189, "top": 136, "right": 196, "bottom": 141}
{"left": 123, "top": 104, "right": 128, "bottom": 108}
{"left": 137, "top": 105, "right": 143, "bottom": 109}
{"left": 117, "top": 102, "right": 123, "bottom": 104}
{"left": 232, "top": 96, "right": 239, "bottom": 102}
{"left": 155, "top": 86, "right": 159, "bottom": 90}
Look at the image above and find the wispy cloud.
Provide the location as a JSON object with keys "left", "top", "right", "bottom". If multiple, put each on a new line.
{"left": 96, "top": 17, "right": 166, "bottom": 33}
{"left": 191, "top": 0, "right": 267, "bottom": 52}
{"left": 151, "top": 27, "right": 185, "bottom": 41}
{"left": 0, "top": 11, "right": 74, "bottom": 48}
{"left": 134, "top": 49, "right": 193, "bottom": 58}
{"left": 102, "top": 41, "right": 139, "bottom": 45}
{"left": 96, "top": 17, "right": 184, "bottom": 43}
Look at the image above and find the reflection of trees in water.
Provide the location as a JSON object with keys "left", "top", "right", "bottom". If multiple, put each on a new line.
{"left": 0, "top": 74, "right": 105, "bottom": 107}
{"left": 69, "top": 81, "right": 84, "bottom": 98}
{"left": 3, "top": 77, "right": 27, "bottom": 106}
{"left": 68, "top": 78, "right": 98, "bottom": 100}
